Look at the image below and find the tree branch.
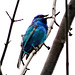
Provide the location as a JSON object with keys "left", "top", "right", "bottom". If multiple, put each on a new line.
{"left": 0, "top": 0, "right": 20, "bottom": 74}
{"left": 41, "top": 0, "right": 75, "bottom": 75}
{"left": 0, "top": 0, "right": 20, "bottom": 66}
{"left": 0, "top": 62, "right": 2, "bottom": 75}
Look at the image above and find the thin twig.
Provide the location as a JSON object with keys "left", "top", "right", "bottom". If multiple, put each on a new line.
{"left": 6, "top": 11, "right": 12, "bottom": 20}
{"left": 54, "top": 20, "right": 59, "bottom": 26}
{"left": 14, "top": 19, "right": 23, "bottom": 22}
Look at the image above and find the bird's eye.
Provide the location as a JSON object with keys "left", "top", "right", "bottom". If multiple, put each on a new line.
{"left": 38, "top": 16, "right": 41, "bottom": 18}
{"left": 38, "top": 16, "right": 44, "bottom": 18}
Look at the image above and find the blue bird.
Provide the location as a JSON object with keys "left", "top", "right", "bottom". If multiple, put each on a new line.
{"left": 17, "top": 14, "right": 50, "bottom": 68}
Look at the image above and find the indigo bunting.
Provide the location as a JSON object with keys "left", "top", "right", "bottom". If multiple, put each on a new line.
{"left": 17, "top": 14, "right": 50, "bottom": 68}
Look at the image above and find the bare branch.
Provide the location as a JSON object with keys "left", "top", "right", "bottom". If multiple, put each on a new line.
{"left": 14, "top": 19, "right": 23, "bottom": 22}
{"left": 0, "top": 62, "right": 2, "bottom": 75}
{"left": 47, "top": 0, "right": 56, "bottom": 37}
{"left": 41, "top": 0, "right": 75, "bottom": 75}
{"left": 0, "top": 0, "right": 20, "bottom": 66}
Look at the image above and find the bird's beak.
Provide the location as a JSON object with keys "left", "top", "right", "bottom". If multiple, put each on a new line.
{"left": 44, "top": 15, "right": 52, "bottom": 19}
{"left": 44, "top": 14, "right": 49, "bottom": 17}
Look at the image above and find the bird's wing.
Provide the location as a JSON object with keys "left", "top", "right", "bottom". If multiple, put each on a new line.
{"left": 23, "top": 25, "right": 37, "bottom": 48}
{"left": 17, "top": 25, "right": 37, "bottom": 68}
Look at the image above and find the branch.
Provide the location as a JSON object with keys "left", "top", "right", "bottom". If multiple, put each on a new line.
{"left": 6, "top": 11, "right": 23, "bottom": 22}
{"left": 0, "top": 68, "right": 2, "bottom": 75}
{"left": 47, "top": 0, "right": 56, "bottom": 37}
{"left": 0, "top": 62, "right": 2, "bottom": 75}
{"left": 14, "top": 19, "right": 23, "bottom": 22}
{"left": 41, "top": 0, "right": 75, "bottom": 75}
{"left": 0, "top": 0, "right": 20, "bottom": 70}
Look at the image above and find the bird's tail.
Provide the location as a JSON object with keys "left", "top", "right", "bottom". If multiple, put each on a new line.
{"left": 17, "top": 49, "right": 24, "bottom": 68}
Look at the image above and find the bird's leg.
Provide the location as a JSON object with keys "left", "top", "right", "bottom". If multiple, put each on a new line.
{"left": 43, "top": 43, "right": 50, "bottom": 50}
{"left": 32, "top": 44, "right": 39, "bottom": 54}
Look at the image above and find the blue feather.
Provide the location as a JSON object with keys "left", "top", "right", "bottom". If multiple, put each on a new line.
{"left": 23, "top": 14, "right": 48, "bottom": 54}
{"left": 17, "top": 14, "right": 49, "bottom": 68}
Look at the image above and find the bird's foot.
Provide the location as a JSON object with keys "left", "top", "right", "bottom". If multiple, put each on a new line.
{"left": 33, "top": 47, "right": 39, "bottom": 54}
{"left": 32, "top": 44, "right": 39, "bottom": 54}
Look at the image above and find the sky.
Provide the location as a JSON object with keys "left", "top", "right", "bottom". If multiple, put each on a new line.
{"left": 0, "top": 0, "right": 75, "bottom": 75}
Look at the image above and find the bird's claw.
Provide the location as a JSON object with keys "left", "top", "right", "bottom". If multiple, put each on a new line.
{"left": 32, "top": 46, "right": 39, "bottom": 54}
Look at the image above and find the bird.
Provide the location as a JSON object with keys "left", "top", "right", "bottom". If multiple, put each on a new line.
{"left": 17, "top": 14, "right": 50, "bottom": 68}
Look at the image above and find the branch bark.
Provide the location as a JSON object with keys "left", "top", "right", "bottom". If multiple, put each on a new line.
{"left": 41, "top": 0, "right": 75, "bottom": 75}
{"left": 0, "top": 69, "right": 2, "bottom": 75}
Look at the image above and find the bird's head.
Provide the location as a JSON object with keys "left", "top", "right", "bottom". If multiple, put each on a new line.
{"left": 34, "top": 14, "right": 49, "bottom": 19}
{"left": 33, "top": 14, "right": 50, "bottom": 24}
